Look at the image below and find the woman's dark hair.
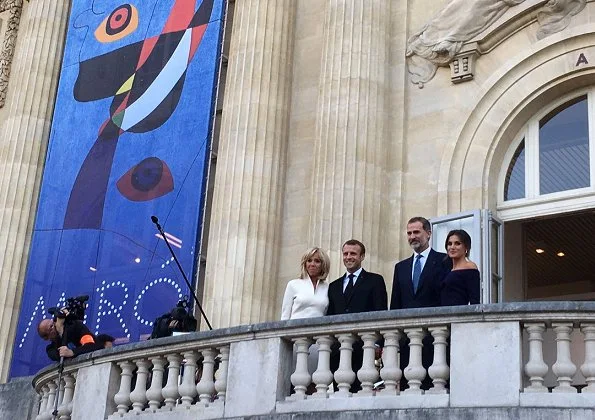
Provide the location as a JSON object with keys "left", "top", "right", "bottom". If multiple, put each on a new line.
{"left": 445, "top": 229, "right": 471, "bottom": 254}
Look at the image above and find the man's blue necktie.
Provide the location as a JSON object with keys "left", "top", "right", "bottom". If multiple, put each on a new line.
{"left": 412, "top": 254, "right": 422, "bottom": 293}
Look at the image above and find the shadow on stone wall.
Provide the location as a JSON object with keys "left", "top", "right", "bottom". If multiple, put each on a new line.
{"left": 0, "top": 376, "right": 36, "bottom": 420}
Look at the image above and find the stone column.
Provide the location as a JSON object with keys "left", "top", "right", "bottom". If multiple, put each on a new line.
{"left": 0, "top": 0, "right": 69, "bottom": 380}
{"left": 308, "top": 0, "right": 390, "bottom": 273}
{"left": 203, "top": 0, "right": 295, "bottom": 327}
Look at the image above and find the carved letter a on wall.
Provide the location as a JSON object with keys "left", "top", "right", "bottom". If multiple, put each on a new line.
{"left": 576, "top": 53, "right": 589, "bottom": 66}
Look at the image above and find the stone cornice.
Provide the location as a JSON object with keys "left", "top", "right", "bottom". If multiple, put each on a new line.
{"left": 0, "top": 0, "right": 23, "bottom": 108}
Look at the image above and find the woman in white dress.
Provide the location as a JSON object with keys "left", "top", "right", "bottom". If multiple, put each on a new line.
{"left": 281, "top": 247, "right": 330, "bottom": 321}
{"left": 281, "top": 247, "right": 331, "bottom": 389}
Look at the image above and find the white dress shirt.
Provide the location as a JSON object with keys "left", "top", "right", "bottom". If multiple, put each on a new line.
{"left": 342, "top": 267, "right": 363, "bottom": 292}
{"left": 281, "top": 277, "right": 329, "bottom": 320}
{"left": 411, "top": 247, "right": 432, "bottom": 278}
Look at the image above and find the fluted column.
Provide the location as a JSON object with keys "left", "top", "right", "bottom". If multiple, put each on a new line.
{"left": 309, "top": 0, "right": 390, "bottom": 272}
{"left": 203, "top": 0, "right": 296, "bottom": 328}
{"left": 0, "top": 0, "right": 69, "bottom": 381}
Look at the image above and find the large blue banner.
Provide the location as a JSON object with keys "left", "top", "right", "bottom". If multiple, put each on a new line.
{"left": 10, "top": 0, "right": 224, "bottom": 377}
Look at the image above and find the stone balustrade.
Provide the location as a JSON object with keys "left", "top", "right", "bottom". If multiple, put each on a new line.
{"left": 30, "top": 303, "right": 595, "bottom": 419}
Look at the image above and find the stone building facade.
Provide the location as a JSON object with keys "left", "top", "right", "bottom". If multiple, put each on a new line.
{"left": 0, "top": 0, "right": 594, "bottom": 381}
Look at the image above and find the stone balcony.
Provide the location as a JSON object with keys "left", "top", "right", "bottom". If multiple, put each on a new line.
{"left": 28, "top": 303, "right": 595, "bottom": 420}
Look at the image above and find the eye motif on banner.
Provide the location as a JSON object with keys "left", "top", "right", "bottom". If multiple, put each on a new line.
{"left": 64, "top": 0, "right": 214, "bottom": 229}
{"left": 95, "top": 4, "right": 139, "bottom": 43}
{"left": 117, "top": 157, "right": 174, "bottom": 202}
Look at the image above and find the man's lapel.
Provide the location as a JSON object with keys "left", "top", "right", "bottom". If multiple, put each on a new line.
{"left": 417, "top": 249, "right": 435, "bottom": 292}
{"left": 404, "top": 256, "right": 415, "bottom": 296}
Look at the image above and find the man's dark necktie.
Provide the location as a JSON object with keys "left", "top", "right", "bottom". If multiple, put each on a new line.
{"left": 412, "top": 254, "right": 422, "bottom": 293}
{"left": 344, "top": 273, "right": 355, "bottom": 298}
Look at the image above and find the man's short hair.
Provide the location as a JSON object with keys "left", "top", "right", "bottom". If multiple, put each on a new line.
{"left": 37, "top": 319, "right": 51, "bottom": 340}
{"left": 342, "top": 239, "right": 366, "bottom": 256}
{"left": 407, "top": 216, "right": 431, "bottom": 233}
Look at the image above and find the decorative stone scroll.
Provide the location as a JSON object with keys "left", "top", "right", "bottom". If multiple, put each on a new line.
{"left": 406, "top": 0, "right": 587, "bottom": 86}
{"left": 0, "top": 0, "right": 23, "bottom": 108}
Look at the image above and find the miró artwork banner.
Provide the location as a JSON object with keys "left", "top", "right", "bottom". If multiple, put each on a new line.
{"left": 11, "top": 0, "right": 224, "bottom": 376}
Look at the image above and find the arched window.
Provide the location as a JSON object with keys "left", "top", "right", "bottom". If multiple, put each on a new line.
{"left": 499, "top": 92, "right": 595, "bottom": 219}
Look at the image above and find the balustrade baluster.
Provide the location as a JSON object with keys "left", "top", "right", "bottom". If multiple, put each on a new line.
{"left": 427, "top": 326, "right": 449, "bottom": 394}
{"left": 403, "top": 328, "right": 426, "bottom": 395}
{"left": 552, "top": 323, "right": 577, "bottom": 393}
{"left": 179, "top": 351, "right": 198, "bottom": 407}
{"left": 334, "top": 334, "right": 356, "bottom": 397}
{"left": 130, "top": 359, "right": 150, "bottom": 412}
{"left": 196, "top": 349, "right": 217, "bottom": 404}
{"left": 146, "top": 356, "right": 166, "bottom": 411}
{"left": 311, "top": 336, "right": 334, "bottom": 398}
{"left": 114, "top": 361, "right": 134, "bottom": 414}
{"left": 38, "top": 381, "right": 58, "bottom": 420}
{"left": 162, "top": 353, "right": 182, "bottom": 408}
{"left": 35, "top": 385, "right": 50, "bottom": 420}
{"left": 58, "top": 373, "right": 76, "bottom": 420}
{"left": 46, "top": 381, "right": 58, "bottom": 420}
{"left": 379, "top": 330, "right": 401, "bottom": 395}
{"left": 214, "top": 346, "right": 230, "bottom": 403}
{"left": 289, "top": 337, "right": 312, "bottom": 400}
{"left": 357, "top": 332, "right": 379, "bottom": 396}
{"left": 523, "top": 323, "right": 548, "bottom": 392}
{"left": 580, "top": 323, "right": 595, "bottom": 392}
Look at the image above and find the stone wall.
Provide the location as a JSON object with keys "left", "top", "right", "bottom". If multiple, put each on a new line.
{"left": 0, "top": 376, "right": 37, "bottom": 420}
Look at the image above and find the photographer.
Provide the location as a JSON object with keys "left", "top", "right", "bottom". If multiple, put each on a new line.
{"left": 150, "top": 297, "right": 197, "bottom": 339}
{"left": 37, "top": 309, "right": 103, "bottom": 361}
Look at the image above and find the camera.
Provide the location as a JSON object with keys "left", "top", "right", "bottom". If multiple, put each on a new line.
{"left": 48, "top": 295, "right": 89, "bottom": 322}
{"left": 176, "top": 296, "right": 191, "bottom": 309}
{"left": 149, "top": 296, "right": 197, "bottom": 339}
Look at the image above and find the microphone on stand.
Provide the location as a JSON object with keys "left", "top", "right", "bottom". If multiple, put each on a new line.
{"left": 151, "top": 215, "right": 213, "bottom": 330}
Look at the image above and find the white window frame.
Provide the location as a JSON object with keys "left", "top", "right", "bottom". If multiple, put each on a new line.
{"left": 498, "top": 89, "right": 595, "bottom": 222}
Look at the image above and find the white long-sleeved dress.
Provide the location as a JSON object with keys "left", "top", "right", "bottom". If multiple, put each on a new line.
{"left": 280, "top": 277, "right": 329, "bottom": 378}
{"left": 280, "top": 277, "right": 329, "bottom": 320}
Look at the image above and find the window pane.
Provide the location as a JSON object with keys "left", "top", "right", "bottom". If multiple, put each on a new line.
{"left": 504, "top": 140, "right": 525, "bottom": 200}
{"left": 539, "top": 96, "right": 590, "bottom": 194}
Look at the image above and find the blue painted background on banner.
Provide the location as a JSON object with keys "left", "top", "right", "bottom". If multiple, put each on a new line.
{"left": 10, "top": 0, "right": 224, "bottom": 377}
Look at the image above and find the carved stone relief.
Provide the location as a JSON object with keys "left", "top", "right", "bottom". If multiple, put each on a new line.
{"left": 0, "top": 0, "right": 23, "bottom": 108}
{"left": 407, "top": 0, "right": 587, "bottom": 87}
{"left": 537, "top": 0, "right": 586, "bottom": 39}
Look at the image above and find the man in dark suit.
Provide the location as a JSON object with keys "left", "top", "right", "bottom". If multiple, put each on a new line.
{"left": 327, "top": 239, "right": 387, "bottom": 315}
{"left": 390, "top": 217, "right": 451, "bottom": 391}
{"left": 390, "top": 217, "right": 451, "bottom": 310}
{"left": 327, "top": 239, "right": 387, "bottom": 392}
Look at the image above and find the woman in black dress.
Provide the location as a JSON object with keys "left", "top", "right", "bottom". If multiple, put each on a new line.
{"left": 440, "top": 229, "right": 480, "bottom": 306}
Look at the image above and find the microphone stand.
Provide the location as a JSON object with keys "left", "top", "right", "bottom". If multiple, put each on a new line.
{"left": 52, "top": 320, "right": 68, "bottom": 420}
{"left": 151, "top": 216, "right": 213, "bottom": 330}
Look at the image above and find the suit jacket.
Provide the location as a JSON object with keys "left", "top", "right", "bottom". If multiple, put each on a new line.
{"left": 327, "top": 269, "right": 388, "bottom": 315}
{"left": 390, "top": 248, "right": 451, "bottom": 309}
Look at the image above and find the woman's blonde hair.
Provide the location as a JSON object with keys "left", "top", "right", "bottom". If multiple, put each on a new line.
{"left": 299, "top": 247, "right": 331, "bottom": 280}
